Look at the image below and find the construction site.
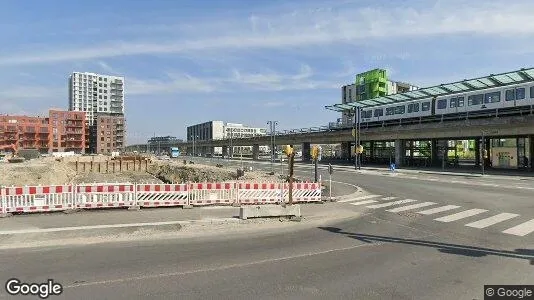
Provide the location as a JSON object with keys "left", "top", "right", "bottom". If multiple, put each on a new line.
{"left": 0, "top": 153, "right": 282, "bottom": 187}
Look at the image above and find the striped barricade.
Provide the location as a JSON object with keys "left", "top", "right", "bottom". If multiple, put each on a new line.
{"left": 280, "top": 182, "right": 322, "bottom": 203}
{"left": 237, "top": 182, "right": 282, "bottom": 205}
{"left": 188, "top": 182, "right": 236, "bottom": 206}
{"left": 75, "top": 183, "right": 135, "bottom": 209}
{"left": 136, "top": 184, "right": 188, "bottom": 207}
{"left": 1, "top": 185, "right": 75, "bottom": 213}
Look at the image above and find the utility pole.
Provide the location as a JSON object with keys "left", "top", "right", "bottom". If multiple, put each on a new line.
{"left": 267, "top": 121, "right": 278, "bottom": 173}
{"left": 353, "top": 107, "right": 358, "bottom": 170}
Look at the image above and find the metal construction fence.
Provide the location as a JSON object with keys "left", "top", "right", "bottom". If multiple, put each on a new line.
{"left": 0, "top": 181, "right": 322, "bottom": 214}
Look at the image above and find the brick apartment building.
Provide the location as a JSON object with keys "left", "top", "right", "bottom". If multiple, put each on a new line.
{"left": 94, "top": 114, "right": 125, "bottom": 154}
{"left": 0, "top": 109, "right": 86, "bottom": 154}
{"left": 48, "top": 109, "right": 86, "bottom": 153}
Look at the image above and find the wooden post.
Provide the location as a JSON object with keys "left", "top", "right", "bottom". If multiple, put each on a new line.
{"left": 113, "top": 162, "right": 116, "bottom": 173}
{"left": 288, "top": 151, "right": 295, "bottom": 205}
{"left": 75, "top": 161, "right": 78, "bottom": 172}
{"left": 90, "top": 160, "right": 93, "bottom": 172}
{"left": 106, "top": 161, "right": 109, "bottom": 173}
{"left": 98, "top": 162, "right": 101, "bottom": 173}
{"left": 83, "top": 162, "right": 86, "bottom": 172}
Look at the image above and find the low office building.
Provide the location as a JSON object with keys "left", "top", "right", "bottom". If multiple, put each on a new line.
{"left": 186, "top": 121, "right": 268, "bottom": 155}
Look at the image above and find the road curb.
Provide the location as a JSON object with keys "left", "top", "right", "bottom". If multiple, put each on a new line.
{"left": 0, "top": 218, "right": 246, "bottom": 247}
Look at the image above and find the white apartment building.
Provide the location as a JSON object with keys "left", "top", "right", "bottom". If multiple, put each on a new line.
{"left": 68, "top": 72, "right": 125, "bottom": 126}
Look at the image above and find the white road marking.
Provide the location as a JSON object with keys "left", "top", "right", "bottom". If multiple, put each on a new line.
{"left": 337, "top": 195, "right": 381, "bottom": 203}
{"left": 381, "top": 196, "right": 397, "bottom": 201}
{"left": 502, "top": 219, "right": 534, "bottom": 236}
{"left": 348, "top": 200, "right": 379, "bottom": 206}
{"left": 366, "top": 199, "right": 418, "bottom": 209}
{"left": 386, "top": 202, "right": 436, "bottom": 213}
{"left": 434, "top": 209, "right": 488, "bottom": 223}
{"left": 465, "top": 213, "right": 520, "bottom": 229}
{"left": 417, "top": 205, "right": 461, "bottom": 215}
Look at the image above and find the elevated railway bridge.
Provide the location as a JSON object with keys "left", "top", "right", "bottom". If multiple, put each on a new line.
{"left": 126, "top": 68, "right": 534, "bottom": 171}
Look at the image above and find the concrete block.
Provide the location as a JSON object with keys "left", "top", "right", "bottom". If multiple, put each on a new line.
{"left": 239, "top": 204, "right": 301, "bottom": 220}
{"left": 0, "top": 213, "right": 12, "bottom": 218}
{"left": 182, "top": 204, "right": 193, "bottom": 209}
{"left": 128, "top": 206, "right": 141, "bottom": 211}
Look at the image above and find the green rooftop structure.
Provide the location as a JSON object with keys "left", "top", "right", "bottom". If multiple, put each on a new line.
{"left": 355, "top": 69, "right": 388, "bottom": 101}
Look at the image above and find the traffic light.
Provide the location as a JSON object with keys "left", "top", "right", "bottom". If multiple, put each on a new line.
{"left": 311, "top": 146, "right": 319, "bottom": 160}
{"left": 284, "top": 145, "right": 293, "bottom": 157}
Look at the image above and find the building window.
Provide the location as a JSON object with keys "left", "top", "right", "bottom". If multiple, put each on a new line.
{"left": 395, "top": 105, "right": 405, "bottom": 114}
{"left": 449, "top": 98, "right": 456, "bottom": 108}
{"left": 385, "top": 107, "right": 394, "bottom": 116}
{"left": 373, "top": 109, "right": 383, "bottom": 117}
{"left": 421, "top": 102, "right": 431, "bottom": 111}
{"left": 437, "top": 99, "right": 447, "bottom": 109}
{"left": 530, "top": 86, "right": 534, "bottom": 98}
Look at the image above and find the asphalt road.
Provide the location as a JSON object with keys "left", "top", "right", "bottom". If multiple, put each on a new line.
{"left": 0, "top": 159, "right": 532, "bottom": 300}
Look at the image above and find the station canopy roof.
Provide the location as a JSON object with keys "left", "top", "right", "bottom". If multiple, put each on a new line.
{"left": 325, "top": 67, "right": 534, "bottom": 112}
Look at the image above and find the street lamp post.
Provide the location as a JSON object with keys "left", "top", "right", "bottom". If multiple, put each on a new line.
{"left": 267, "top": 121, "right": 278, "bottom": 173}
{"left": 353, "top": 106, "right": 362, "bottom": 170}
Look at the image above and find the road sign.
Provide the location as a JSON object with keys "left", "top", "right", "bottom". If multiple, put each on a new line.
{"left": 328, "top": 163, "right": 333, "bottom": 174}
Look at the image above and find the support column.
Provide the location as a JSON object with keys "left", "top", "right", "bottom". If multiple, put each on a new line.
{"left": 222, "top": 146, "right": 228, "bottom": 157}
{"left": 341, "top": 142, "right": 351, "bottom": 160}
{"left": 252, "top": 144, "right": 260, "bottom": 160}
{"left": 369, "top": 141, "right": 375, "bottom": 163}
{"left": 394, "top": 139, "right": 405, "bottom": 167}
{"left": 485, "top": 138, "right": 491, "bottom": 168}
{"left": 430, "top": 139, "right": 438, "bottom": 167}
{"left": 302, "top": 142, "right": 311, "bottom": 162}
{"left": 229, "top": 146, "right": 234, "bottom": 158}
{"left": 474, "top": 138, "right": 480, "bottom": 167}
{"left": 529, "top": 135, "right": 534, "bottom": 171}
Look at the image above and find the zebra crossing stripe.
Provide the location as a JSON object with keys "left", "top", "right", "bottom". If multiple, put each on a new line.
{"left": 417, "top": 205, "right": 461, "bottom": 215}
{"left": 502, "top": 219, "right": 534, "bottom": 236}
{"left": 386, "top": 202, "right": 436, "bottom": 213}
{"left": 349, "top": 200, "right": 379, "bottom": 206}
{"left": 465, "top": 213, "right": 519, "bottom": 229}
{"left": 434, "top": 209, "right": 488, "bottom": 223}
{"left": 337, "top": 195, "right": 381, "bottom": 203}
{"left": 366, "top": 199, "right": 418, "bottom": 209}
{"left": 381, "top": 196, "right": 397, "bottom": 201}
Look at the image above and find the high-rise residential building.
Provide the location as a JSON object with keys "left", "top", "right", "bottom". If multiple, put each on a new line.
{"left": 68, "top": 72, "right": 125, "bottom": 153}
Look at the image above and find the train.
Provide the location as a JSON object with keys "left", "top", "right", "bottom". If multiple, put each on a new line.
{"left": 337, "top": 82, "right": 534, "bottom": 128}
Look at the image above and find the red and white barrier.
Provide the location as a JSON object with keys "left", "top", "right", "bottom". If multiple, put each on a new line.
{"left": 0, "top": 185, "right": 75, "bottom": 213}
{"left": 136, "top": 184, "right": 188, "bottom": 207}
{"left": 237, "top": 182, "right": 282, "bottom": 205}
{"left": 75, "top": 183, "right": 135, "bottom": 209}
{"left": 0, "top": 180, "right": 323, "bottom": 214}
{"left": 279, "top": 182, "right": 322, "bottom": 203}
{"left": 188, "top": 182, "right": 236, "bottom": 206}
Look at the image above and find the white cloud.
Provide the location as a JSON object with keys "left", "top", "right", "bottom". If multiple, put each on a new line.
{"left": 0, "top": 86, "right": 64, "bottom": 101}
{"left": 1, "top": 1, "right": 534, "bottom": 65}
{"left": 127, "top": 64, "right": 342, "bottom": 95}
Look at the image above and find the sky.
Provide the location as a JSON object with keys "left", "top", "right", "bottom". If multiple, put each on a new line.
{"left": 1, "top": 0, "right": 533, "bottom": 144}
